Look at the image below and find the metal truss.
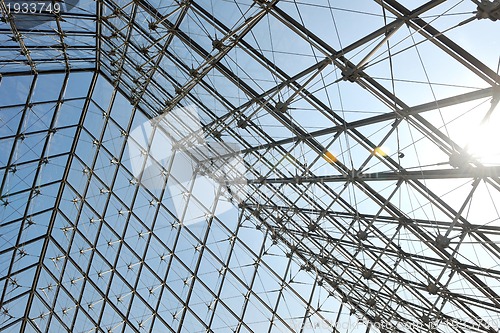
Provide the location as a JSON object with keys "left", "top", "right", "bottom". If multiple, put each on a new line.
{"left": 1, "top": 0, "right": 500, "bottom": 332}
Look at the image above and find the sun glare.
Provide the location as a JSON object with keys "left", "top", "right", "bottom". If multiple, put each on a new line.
{"left": 465, "top": 104, "right": 500, "bottom": 165}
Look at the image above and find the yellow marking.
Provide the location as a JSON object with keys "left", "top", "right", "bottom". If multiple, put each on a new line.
{"left": 323, "top": 151, "right": 337, "bottom": 164}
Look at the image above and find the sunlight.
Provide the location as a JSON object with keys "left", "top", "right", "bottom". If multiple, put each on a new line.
{"left": 465, "top": 101, "right": 500, "bottom": 165}
{"left": 373, "top": 146, "right": 390, "bottom": 157}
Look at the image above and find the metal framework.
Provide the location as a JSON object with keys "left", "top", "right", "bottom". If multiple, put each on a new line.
{"left": 1, "top": 0, "right": 500, "bottom": 332}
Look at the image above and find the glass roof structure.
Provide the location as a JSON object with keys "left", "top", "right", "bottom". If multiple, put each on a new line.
{"left": 1, "top": 0, "right": 500, "bottom": 332}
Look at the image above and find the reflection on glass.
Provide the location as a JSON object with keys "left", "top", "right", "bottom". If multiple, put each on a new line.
{"left": 128, "top": 104, "right": 247, "bottom": 225}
